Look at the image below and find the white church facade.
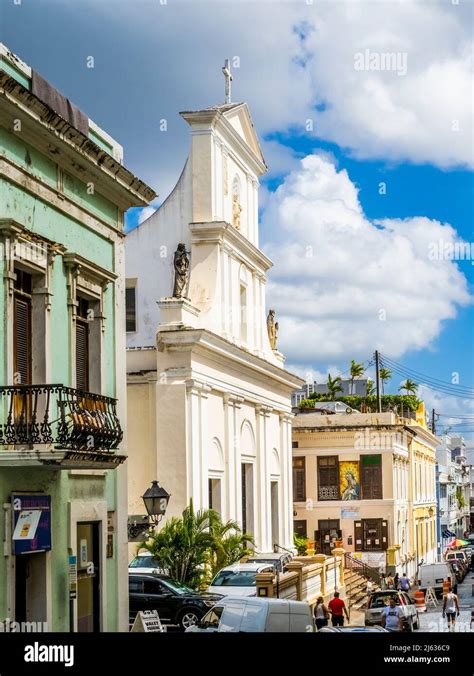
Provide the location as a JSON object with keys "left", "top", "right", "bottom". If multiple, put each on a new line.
{"left": 126, "top": 78, "right": 303, "bottom": 551}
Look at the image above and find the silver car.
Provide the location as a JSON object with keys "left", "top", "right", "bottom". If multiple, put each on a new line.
{"left": 365, "top": 591, "right": 419, "bottom": 631}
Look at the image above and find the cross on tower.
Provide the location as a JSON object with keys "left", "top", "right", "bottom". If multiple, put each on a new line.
{"left": 222, "top": 59, "right": 233, "bottom": 104}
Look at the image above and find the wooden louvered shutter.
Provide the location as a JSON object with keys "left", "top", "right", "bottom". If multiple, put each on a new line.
{"left": 14, "top": 294, "right": 32, "bottom": 385}
{"left": 76, "top": 320, "right": 89, "bottom": 391}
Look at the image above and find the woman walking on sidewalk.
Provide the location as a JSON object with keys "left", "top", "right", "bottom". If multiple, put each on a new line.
{"left": 314, "top": 596, "right": 329, "bottom": 630}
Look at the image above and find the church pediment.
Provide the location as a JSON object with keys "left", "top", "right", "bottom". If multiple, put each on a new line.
{"left": 221, "top": 103, "right": 266, "bottom": 167}
{"left": 180, "top": 102, "right": 266, "bottom": 173}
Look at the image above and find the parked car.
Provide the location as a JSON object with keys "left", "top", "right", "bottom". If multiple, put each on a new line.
{"left": 418, "top": 562, "right": 453, "bottom": 596}
{"left": 449, "top": 561, "right": 464, "bottom": 584}
{"left": 186, "top": 596, "right": 314, "bottom": 633}
{"left": 365, "top": 591, "right": 419, "bottom": 631}
{"left": 129, "top": 573, "right": 223, "bottom": 631}
{"left": 245, "top": 552, "right": 293, "bottom": 572}
{"left": 128, "top": 552, "right": 164, "bottom": 575}
{"left": 207, "top": 562, "right": 275, "bottom": 597}
{"left": 320, "top": 625, "right": 388, "bottom": 633}
{"left": 445, "top": 549, "right": 468, "bottom": 566}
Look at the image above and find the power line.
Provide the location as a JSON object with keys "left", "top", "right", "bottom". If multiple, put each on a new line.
{"left": 379, "top": 354, "right": 474, "bottom": 395}
{"left": 378, "top": 357, "right": 474, "bottom": 400}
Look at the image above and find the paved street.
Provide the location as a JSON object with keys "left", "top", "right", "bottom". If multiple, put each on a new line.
{"left": 415, "top": 573, "right": 474, "bottom": 632}
{"left": 345, "top": 573, "right": 474, "bottom": 631}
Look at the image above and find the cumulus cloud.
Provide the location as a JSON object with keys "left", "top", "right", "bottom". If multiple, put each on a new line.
{"left": 264, "top": 154, "right": 471, "bottom": 364}
{"left": 21, "top": 0, "right": 470, "bottom": 200}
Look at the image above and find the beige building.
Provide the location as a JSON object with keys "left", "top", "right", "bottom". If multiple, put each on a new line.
{"left": 126, "top": 84, "right": 303, "bottom": 552}
{"left": 292, "top": 404, "right": 438, "bottom": 576}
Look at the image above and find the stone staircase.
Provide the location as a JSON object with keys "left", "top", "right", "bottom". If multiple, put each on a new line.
{"left": 344, "top": 569, "right": 381, "bottom": 612}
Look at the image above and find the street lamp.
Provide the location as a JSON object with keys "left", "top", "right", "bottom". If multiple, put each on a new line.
{"left": 142, "top": 480, "right": 170, "bottom": 527}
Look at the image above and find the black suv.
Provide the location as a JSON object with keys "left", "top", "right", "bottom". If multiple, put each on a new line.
{"left": 129, "top": 573, "right": 223, "bottom": 631}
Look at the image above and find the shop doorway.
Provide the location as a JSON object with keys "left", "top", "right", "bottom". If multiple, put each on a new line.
{"left": 15, "top": 552, "right": 47, "bottom": 624}
{"left": 76, "top": 522, "right": 101, "bottom": 632}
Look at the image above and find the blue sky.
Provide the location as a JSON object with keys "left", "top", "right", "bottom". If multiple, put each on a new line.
{"left": 1, "top": 0, "right": 472, "bottom": 433}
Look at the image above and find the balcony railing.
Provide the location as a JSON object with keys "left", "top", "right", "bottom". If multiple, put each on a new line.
{"left": 0, "top": 384, "right": 123, "bottom": 453}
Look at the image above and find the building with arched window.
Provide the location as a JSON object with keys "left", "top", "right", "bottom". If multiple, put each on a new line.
{"left": 126, "top": 95, "right": 303, "bottom": 551}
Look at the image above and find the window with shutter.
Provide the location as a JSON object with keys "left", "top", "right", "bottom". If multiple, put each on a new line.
{"left": 317, "top": 456, "right": 340, "bottom": 500}
{"left": 361, "top": 454, "right": 382, "bottom": 499}
{"left": 76, "top": 297, "right": 90, "bottom": 391}
{"left": 14, "top": 294, "right": 32, "bottom": 385}
{"left": 293, "top": 457, "right": 306, "bottom": 502}
{"left": 125, "top": 286, "right": 136, "bottom": 332}
{"left": 362, "top": 518, "right": 385, "bottom": 551}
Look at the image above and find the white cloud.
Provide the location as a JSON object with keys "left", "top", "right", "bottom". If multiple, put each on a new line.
{"left": 417, "top": 384, "right": 474, "bottom": 441}
{"left": 264, "top": 154, "right": 471, "bottom": 363}
{"left": 138, "top": 206, "right": 157, "bottom": 225}
{"left": 79, "top": 0, "right": 473, "bottom": 201}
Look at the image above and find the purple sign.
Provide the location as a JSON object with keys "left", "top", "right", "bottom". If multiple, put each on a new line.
{"left": 12, "top": 494, "right": 52, "bottom": 555}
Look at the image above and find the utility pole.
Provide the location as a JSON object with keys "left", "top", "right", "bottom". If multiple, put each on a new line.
{"left": 375, "top": 350, "right": 382, "bottom": 413}
{"left": 431, "top": 408, "right": 436, "bottom": 434}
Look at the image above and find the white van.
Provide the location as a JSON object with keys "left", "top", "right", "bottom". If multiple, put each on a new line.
{"left": 186, "top": 596, "right": 315, "bottom": 633}
{"left": 445, "top": 550, "right": 468, "bottom": 565}
{"left": 418, "top": 562, "right": 452, "bottom": 595}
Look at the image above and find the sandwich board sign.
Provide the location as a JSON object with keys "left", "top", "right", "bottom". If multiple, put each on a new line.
{"left": 131, "top": 610, "right": 166, "bottom": 633}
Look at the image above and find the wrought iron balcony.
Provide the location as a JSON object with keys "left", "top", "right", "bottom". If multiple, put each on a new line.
{"left": 0, "top": 385, "right": 124, "bottom": 466}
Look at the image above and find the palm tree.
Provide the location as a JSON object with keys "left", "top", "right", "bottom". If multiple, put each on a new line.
{"left": 366, "top": 379, "right": 375, "bottom": 396}
{"left": 326, "top": 373, "right": 343, "bottom": 400}
{"left": 379, "top": 367, "right": 392, "bottom": 395}
{"left": 138, "top": 502, "right": 254, "bottom": 588}
{"left": 399, "top": 379, "right": 418, "bottom": 396}
{"left": 207, "top": 511, "right": 254, "bottom": 578}
{"left": 138, "top": 500, "right": 214, "bottom": 588}
{"left": 349, "top": 359, "right": 365, "bottom": 394}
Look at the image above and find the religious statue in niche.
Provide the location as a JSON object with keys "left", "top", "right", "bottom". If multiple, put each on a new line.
{"left": 172, "top": 243, "right": 190, "bottom": 299}
{"left": 267, "top": 309, "right": 279, "bottom": 350}
{"left": 232, "top": 175, "right": 242, "bottom": 230}
{"left": 232, "top": 193, "right": 242, "bottom": 230}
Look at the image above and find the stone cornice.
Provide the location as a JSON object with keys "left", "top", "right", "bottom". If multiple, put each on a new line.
{"left": 0, "top": 71, "right": 156, "bottom": 208}
{"left": 157, "top": 326, "right": 304, "bottom": 392}
{"left": 190, "top": 220, "right": 272, "bottom": 273}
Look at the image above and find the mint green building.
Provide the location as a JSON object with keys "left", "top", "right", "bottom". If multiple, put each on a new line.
{"left": 0, "top": 44, "right": 155, "bottom": 631}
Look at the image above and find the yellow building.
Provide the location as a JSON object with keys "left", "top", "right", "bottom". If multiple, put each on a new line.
{"left": 292, "top": 404, "right": 438, "bottom": 577}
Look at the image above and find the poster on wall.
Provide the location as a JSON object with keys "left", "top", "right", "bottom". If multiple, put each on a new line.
{"left": 339, "top": 461, "right": 360, "bottom": 501}
{"left": 12, "top": 494, "right": 52, "bottom": 555}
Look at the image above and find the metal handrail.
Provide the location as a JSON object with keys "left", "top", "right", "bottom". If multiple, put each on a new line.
{"left": 344, "top": 552, "right": 382, "bottom": 586}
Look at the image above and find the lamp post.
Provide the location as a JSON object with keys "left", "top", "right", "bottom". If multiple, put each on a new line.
{"left": 142, "top": 480, "right": 171, "bottom": 527}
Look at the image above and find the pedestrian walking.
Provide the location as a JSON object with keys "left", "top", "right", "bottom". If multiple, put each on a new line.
{"left": 399, "top": 572, "right": 411, "bottom": 592}
{"left": 442, "top": 587, "right": 460, "bottom": 632}
{"left": 393, "top": 573, "right": 400, "bottom": 590}
{"left": 366, "top": 579, "right": 374, "bottom": 595}
{"left": 387, "top": 574, "right": 395, "bottom": 589}
{"left": 381, "top": 597, "right": 404, "bottom": 632}
{"left": 380, "top": 573, "right": 387, "bottom": 590}
{"left": 314, "top": 596, "right": 329, "bottom": 630}
{"left": 328, "top": 591, "right": 349, "bottom": 627}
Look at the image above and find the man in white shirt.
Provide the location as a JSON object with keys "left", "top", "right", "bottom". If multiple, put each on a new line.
{"left": 382, "top": 597, "right": 404, "bottom": 632}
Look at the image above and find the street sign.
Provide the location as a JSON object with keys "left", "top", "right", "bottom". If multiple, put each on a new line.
{"left": 130, "top": 610, "right": 166, "bottom": 633}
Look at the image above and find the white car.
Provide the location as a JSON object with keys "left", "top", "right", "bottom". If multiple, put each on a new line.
{"left": 128, "top": 551, "right": 164, "bottom": 575}
{"left": 207, "top": 563, "right": 275, "bottom": 597}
